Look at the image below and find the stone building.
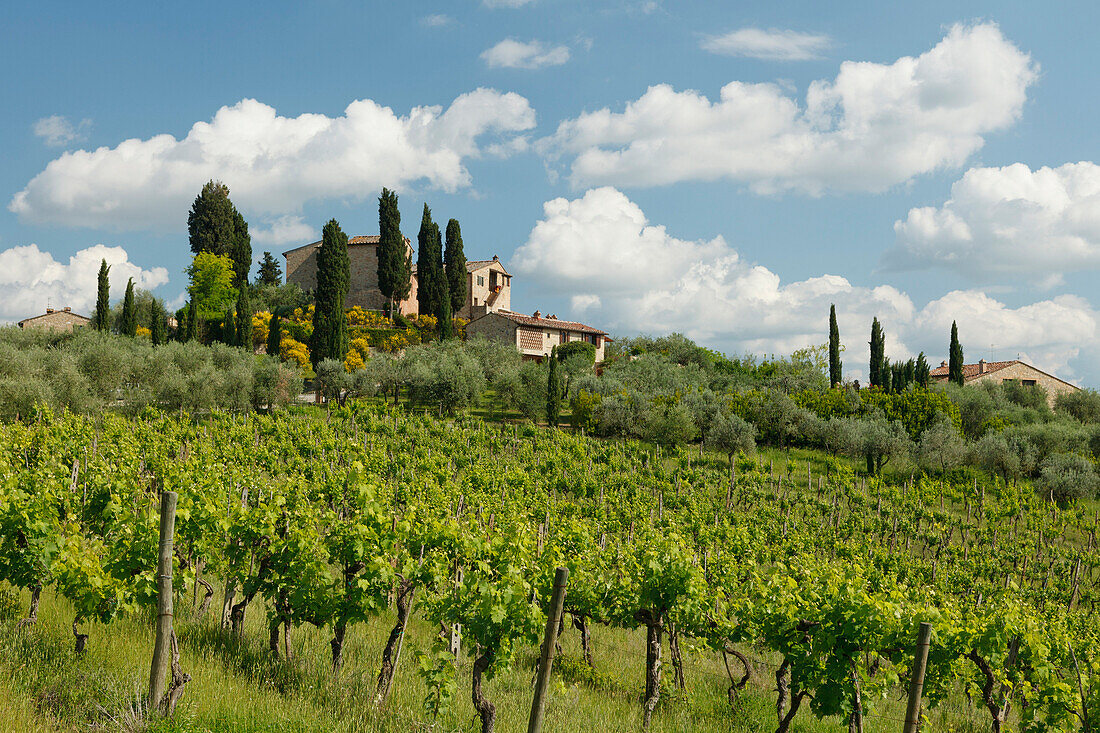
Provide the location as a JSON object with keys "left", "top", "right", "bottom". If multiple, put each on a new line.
{"left": 466, "top": 309, "right": 610, "bottom": 362}
{"left": 18, "top": 307, "right": 92, "bottom": 332}
{"left": 929, "top": 359, "right": 1080, "bottom": 407}
{"left": 283, "top": 236, "right": 512, "bottom": 319}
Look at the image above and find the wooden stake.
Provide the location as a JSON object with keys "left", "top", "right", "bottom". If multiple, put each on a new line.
{"left": 149, "top": 490, "right": 179, "bottom": 711}
{"left": 528, "top": 567, "right": 569, "bottom": 733}
{"left": 902, "top": 622, "right": 933, "bottom": 733}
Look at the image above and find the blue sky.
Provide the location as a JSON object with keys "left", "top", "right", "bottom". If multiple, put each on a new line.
{"left": 3, "top": 1, "right": 1099, "bottom": 384}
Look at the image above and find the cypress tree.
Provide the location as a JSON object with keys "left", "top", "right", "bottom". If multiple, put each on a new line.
{"left": 868, "top": 317, "right": 884, "bottom": 387}
{"left": 230, "top": 210, "right": 251, "bottom": 286}
{"left": 149, "top": 299, "right": 167, "bottom": 345}
{"left": 949, "top": 321, "right": 965, "bottom": 386}
{"left": 185, "top": 302, "right": 198, "bottom": 342}
{"left": 93, "top": 259, "right": 111, "bottom": 332}
{"left": 377, "top": 188, "right": 410, "bottom": 316}
{"left": 439, "top": 294, "right": 453, "bottom": 339}
{"left": 416, "top": 205, "right": 445, "bottom": 319}
{"left": 257, "top": 252, "right": 282, "bottom": 286}
{"left": 915, "top": 352, "right": 930, "bottom": 388}
{"left": 119, "top": 278, "right": 137, "bottom": 336}
{"left": 188, "top": 180, "right": 250, "bottom": 285}
{"left": 235, "top": 286, "right": 251, "bottom": 349}
{"left": 444, "top": 219, "right": 467, "bottom": 315}
{"left": 546, "top": 347, "right": 562, "bottom": 427}
{"left": 310, "top": 219, "right": 350, "bottom": 367}
{"left": 222, "top": 307, "right": 236, "bottom": 345}
{"left": 828, "top": 304, "right": 842, "bottom": 388}
{"left": 267, "top": 309, "right": 283, "bottom": 358}
{"left": 881, "top": 356, "right": 892, "bottom": 393}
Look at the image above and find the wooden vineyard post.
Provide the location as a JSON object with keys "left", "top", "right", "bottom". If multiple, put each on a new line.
{"left": 528, "top": 567, "right": 570, "bottom": 733}
{"left": 149, "top": 490, "right": 178, "bottom": 712}
{"left": 902, "top": 622, "right": 933, "bottom": 733}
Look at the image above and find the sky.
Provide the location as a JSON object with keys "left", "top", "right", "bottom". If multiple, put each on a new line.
{"left": 3, "top": 0, "right": 1100, "bottom": 385}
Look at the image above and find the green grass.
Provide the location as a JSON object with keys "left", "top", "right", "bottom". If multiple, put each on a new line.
{"left": 1, "top": 581, "right": 999, "bottom": 733}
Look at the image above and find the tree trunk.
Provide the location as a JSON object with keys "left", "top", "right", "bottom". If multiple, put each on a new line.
{"left": 331, "top": 619, "right": 347, "bottom": 674}
{"left": 472, "top": 647, "right": 497, "bottom": 733}
{"left": 776, "top": 660, "right": 790, "bottom": 725}
{"left": 572, "top": 614, "right": 594, "bottom": 667}
{"left": 642, "top": 617, "right": 663, "bottom": 732}
{"left": 16, "top": 582, "right": 41, "bottom": 629}
{"left": 775, "top": 691, "right": 806, "bottom": 733}
{"left": 848, "top": 662, "right": 863, "bottom": 733}
{"left": 375, "top": 579, "right": 415, "bottom": 705}
{"left": 269, "top": 619, "right": 281, "bottom": 658}
{"left": 194, "top": 577, "right": 214, "bottom": 620}
{"left": 669, "top": 623, "right": 686, "bottom": 690}
{"left": 72, "top": 618, "right": 88, "bottom": 654}
{"left": 220, "top": 578, "right": 236, "bottom": 629}
{"left": 160, "top": 629, "right": 191, "bottom": 717}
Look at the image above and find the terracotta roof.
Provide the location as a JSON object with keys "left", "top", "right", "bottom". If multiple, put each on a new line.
{"left": 282, "top": 235, "right": 408, "bottom": 256}
{"left": 18, "top": 309, "right": 91, "bottom": 326}
{"left": 474, "top": 309, "right": 608, "bottom": 336}
{"left": 410, "top": 258, "right": 509, "bottom": 276}
{"left": 929, "top": 360, "right": 1017, "bottom": 381}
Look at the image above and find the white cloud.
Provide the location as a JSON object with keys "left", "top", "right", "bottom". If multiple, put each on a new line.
{"left": 421, "top": 14, "right": 453, "bottom": 27}
{"left": 511, "top": 188, "right": 1098, "bottom": 382}
{"left": 701, "top": 28, "right": 831, "bottom": 61}
{"left": 541, "top": 23, "right": 1036, "bottom": 193}
{"left": 252, "top": 216, "right": 316, "bottom": 247}
{"left": 482, "top": 39, "right": 570, "bottom": 69}
{"left": 11, "top": 91, "right": 536, "bottom": 231}
{"left": 0, "top": 244, "right": 169, "bottom": 321}
{"left": 887, "top": 162, "right": 1100, "bottom": 280}
{"left": 32, "top": 115, "right": 91, "bottom": 147}
{"left": 483, "top": 0, "right": 536, "bottom": 7}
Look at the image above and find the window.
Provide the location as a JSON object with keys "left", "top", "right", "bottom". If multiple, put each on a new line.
{"left": 477, "top": 275, "right": 485, "bottom": 287}
{"left": 560, "top": 331, "right": 568, "bottom": 344}
{"left": 1022, "top": 379, "right": 1037, "bottom": 386}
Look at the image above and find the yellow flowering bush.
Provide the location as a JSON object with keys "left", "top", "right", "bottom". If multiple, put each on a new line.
{"left": 280, "top": 337, "right": 311, "bottom": 370}
{"left": 346, "top": 306, "right": 389, "bottom": 328}
{"left": 344, "top": 349, "right": 365, "bottom": 371}
{"left": 414, "top": 314, "right": 437, "bottom": 331}
{"left": 252, "top": 311, "right": 272, "bottom": 348}
{"left": 136, "top": 326, "right": 151, "bottom": 339}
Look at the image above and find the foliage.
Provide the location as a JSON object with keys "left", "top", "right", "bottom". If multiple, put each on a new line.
{"left": 310, "top": 219, "right": 350, "bottom": 367}
{"left": 187, "top": 180, "right": 250, "bottom": 285}
{"left": 1039, "top": 452, "right": 1099, "bottom": 503}
{"left": 828, "top": 304, "right": 842, "bottom": 388}
{"left": 119, "top": 279, "right": 137, "bottom": 337}
{"left": 416, "top": 205, "right": 447, "bottom": 322}
{"left": 868, "top": 317, "right": 884, "bottom": 388}
{"left": 257, "top": 251, "right": 282, "bottom": 287}
{"left": 377, "top": 188, "right": 411, "bottom": 314}
{"left": 949, "top": 321, "right": 964, "bottom": 387}
{"left": 93, "top": 259, "right": 111, "bottom": 332}
{"left": 187, "top": 252, "right": 239, "bottom": 322}
{"left": 444, "top": 218, "right": 466, "bottom": 315}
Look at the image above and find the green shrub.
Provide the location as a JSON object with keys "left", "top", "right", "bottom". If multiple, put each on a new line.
{"left": 0, "top": 583, "right": 20, "bottom": 620}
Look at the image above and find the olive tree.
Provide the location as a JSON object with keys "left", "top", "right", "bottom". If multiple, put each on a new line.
{"left": 705, "top": 411, "right": 756, "bottom": 465}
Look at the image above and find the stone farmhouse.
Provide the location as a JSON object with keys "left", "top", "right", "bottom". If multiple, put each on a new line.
{"left": 18, "top": 307, "right": 91, "bottom": 332}
{"left": 466, "top": 309, "right": 610, "bottom": 362}
{"left": 283, "top": 236, "right": 513, "bottom": 319}
{"left": 929, "top": 359, "right": 1079, "bottom": 407}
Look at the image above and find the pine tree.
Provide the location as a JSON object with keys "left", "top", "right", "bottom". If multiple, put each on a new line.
{"left": 915, "top": 352, "right": 930, "bottom": 388}
{"left": 187, "top": 180, "right": 250, "bottom": 285}
{"left": 93, "top": 259, "right": 111, "bottom": 332}
{"left": 119, "top": 278, "right": 137, "bottom": 336}
{"left": 444, "top": 219, "right": 467, "bottom": 315}
{"left": 149, "top": 299, "right": 167, "bottom": 345}
{"left": 416, "top": 205, "right": 445, "bottom": 319}
{"left": 257, "top": 252, "right": 282, "bottom": 286}
{"left": 235, "top": 287, "right": 251, "bottom": 349}
{"left": 377, "top": 188, "right": 411, "bottom": 316}
{"left": 267, "top": 309, "right": 283, "bottom": 358}
{"left": 949, "top": 321, "right": 965, "bottom": 387}
{"left": 546, "top": 347, "right": 562, "bottom": 427}
{"left": 828, "top": 304, "right": 842, "bottom": 388}
{"left": 868, "top": 317, "right": 884, "bottom": 387}
{"left": 310, "top": 219, "right": 350, "bottom": 367}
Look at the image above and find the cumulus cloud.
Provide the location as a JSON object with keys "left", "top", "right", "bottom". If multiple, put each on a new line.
{"left": 0, "top": 244, "right": 169, "bottom": 321}
{"left": 32, "top": 115, "right": 91, "bottom": 146}
{"left": 511, "top": 188, "right": 1097, "bottom": 381}
{"left": 540, "top": 23, "right": 1036, "bottom": 193}
{"left": 481, "top": 39, "right": 570, "bottom": 69}
{"left": 701, "top": 28, "right": 831, "bottom": 61}
{"left": 251, "top": 216, "right": 317, "bottom": 247}
{"left": 887, "top": 162, "right": 1100, "bottom": 281}
{"left": 421, "top": 14, "right": 454, "bottom": 27}
{"left": 11, "top": 91, "right": 536, "bottom": 231}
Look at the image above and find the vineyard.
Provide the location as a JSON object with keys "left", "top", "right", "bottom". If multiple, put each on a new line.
{"left": 1, "top": 404, "right": 1099, "bottom": 732}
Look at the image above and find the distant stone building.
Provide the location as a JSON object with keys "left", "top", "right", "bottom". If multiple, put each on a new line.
{"left": 283, "top": 236, "right": 512, "bottom": 319}
{"left": 466, "top": 309, "right": 610, "bottom": 362}
{"left": 929, "top": 359, "right": 1079, "bottom": 407}
{"left": 18, "top": 307, "right": 92, "bottom": 332}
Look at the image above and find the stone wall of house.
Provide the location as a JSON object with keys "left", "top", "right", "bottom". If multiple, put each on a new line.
{"left": 285, "top": 241, "right": 417, "bottom": 315}
{"left": 19, "top": 309, "right": 92, "bottom": 332}
{"left": 466, "top": 313, "right": 519, "bottom": 349}
{"left": 971, "top": 362, "right": 1079, "bottom": 407}
{"left": 460, "top": 261, "right": 511, "bottom": 319}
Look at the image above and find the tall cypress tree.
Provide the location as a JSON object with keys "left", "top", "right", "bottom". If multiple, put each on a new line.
{"left": 149, "top": 299, "right": 167, "bottom": 345}
{"left": 267, "top": 309, "right": 283, "bottom": 358}
{"left": 230, "top": 210, "right": 251, "bottom": 286}
{"left": 444, "top": 219, "right": 467, "bottom": 315}
{"left": 257, "top": 252, "right": 282, "bottom": 286}
{"left": 187, "top": 180, "right": 250, "bottom": 285}
{"left": 915, "top": 352, "right": 930, "bottom": 388}
{"left": 93, "top": 259, "right": 111, "bottom": 332}
{"left": 235, "top": 286, "right": 251, "bottom": 349}
{"left": 119, "top": 278, "right": 137, "bottom": 336}
{"left": 377, "top": 188, "right": 410, "bottom": 317}
{"left": 828, "top": 304, "right": 842, "bottom": 388}
{"left": 222, "top": 307, "right": 237, "bottom": 345}
{"left": 310, "top": 219, "right": 350, "bottom": 367}
{"left": 546, "top": 347, "right": 562, "bottom": 427}
{"left": 439, "top": 293, "right": 453, "bottom": 339}
{"left": 949, "top": 321, "right": 965, "bottom": 386}
{"left": 881, "top": 356, "right": 892, "bottom": 393}
{"left": 416, "top": 205, "right": 444, "bottom": 319}
{"left": 185, "top": 302, "right": 198, "bottom": 342}
{"left": 868, "top": 317, "right": 884, "bottom": 387}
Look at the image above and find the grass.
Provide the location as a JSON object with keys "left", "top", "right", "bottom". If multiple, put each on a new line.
{"left": 1, "top": 580, "right": 1001, "bottom": 733}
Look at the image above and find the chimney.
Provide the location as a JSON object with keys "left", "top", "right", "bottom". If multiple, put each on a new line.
{"left": 492, "top": 254, "right": 499, "bottom": 261}
{"left": 533, "top": 309, "right": 541, "bottom": 319}
{"left": 63, "top": 306, "right": 71, "bottom": 312}
{"left": 978, "top": 358, "right": 986, "bottom": 374}
{"left": 940, "top": 360, "right": 948, "bottom": 368}
{"left": 46, "top": 307, "right": 54, "bottom": 314}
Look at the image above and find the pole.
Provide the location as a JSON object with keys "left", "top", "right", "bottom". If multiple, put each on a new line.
{"left": 148, "top": 490, "right": 178, "bottom": 712}
{"left": 902, "top": 622, "right": 933, "bottom": 733}
{"left": 528, "top": 567, "right": 570, "bottom": 733}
